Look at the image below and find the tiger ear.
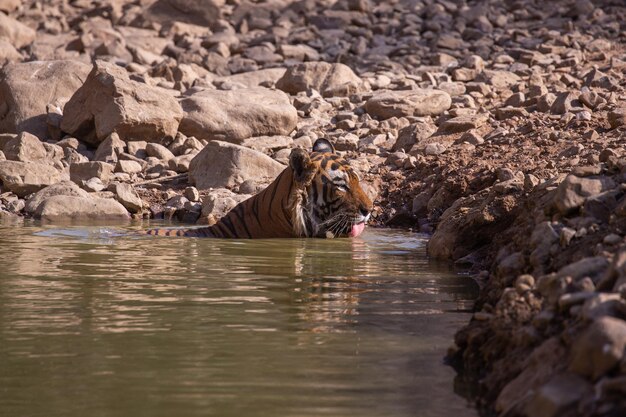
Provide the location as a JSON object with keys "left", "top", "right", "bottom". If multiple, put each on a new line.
{"left": 312, "top": 138, "right": 335, "bottom": 153}
{"left": 289, "top": 148, "right": 316, "bottom": 183}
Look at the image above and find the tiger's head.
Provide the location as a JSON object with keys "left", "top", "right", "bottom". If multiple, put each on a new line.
{"left": 289, "top": 139, "right": 373, "bottom": 238}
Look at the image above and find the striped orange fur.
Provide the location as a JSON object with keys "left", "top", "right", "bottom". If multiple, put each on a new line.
{"left": 145, "top": 139, "right": 373, "bottom": 239}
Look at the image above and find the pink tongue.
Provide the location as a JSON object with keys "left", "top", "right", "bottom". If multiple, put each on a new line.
{"left": 349, "top": 222, "right": 366, "bottom": 237}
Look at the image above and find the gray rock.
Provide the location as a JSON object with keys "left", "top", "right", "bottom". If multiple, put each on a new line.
{"left": 178, "top": 87, "right": 297, "bottom": 143}
{"left": 569, "top": 317, "right": 626, "bottom": 380}
{"left": 189, "top": 140, "right": 285, "bottom": 189}
{"left": 365, "top": 89, "right": 452, "bottom": 119}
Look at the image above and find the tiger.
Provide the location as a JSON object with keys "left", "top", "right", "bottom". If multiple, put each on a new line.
{"left": 145, "top": 138, "right": 373, "bottom": 239}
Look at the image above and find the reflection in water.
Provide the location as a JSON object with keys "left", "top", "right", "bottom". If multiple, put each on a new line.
{"left": 0, "top": 224, "right": 477, "bottom": 417}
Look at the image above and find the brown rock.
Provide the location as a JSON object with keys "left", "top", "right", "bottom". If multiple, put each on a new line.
{"left": 0, "top": 160, "right": 65, "bottom": 197}
{"left": 524, "top": 373, "right": 591, "bottom": 417}
{"left": 200, "top": 188, "right": 251, "bottom": 221}
{"left": 93, "top": 132, "right": 125, "bottom": 163}
{"left": 428, "top": 190, "right": 520, "bottom": 260}
{"left": 0, "top": 38, "right": 21, "bottom": 64}
{"left": 365, "top": 89, "right": 452, "bottom": 119}
{"left": 0, "top": 0, "right": 20, "bottom": 13}
{"left": 550, "top": 92, "right": 575, "bottom": 115}
{"left": 34, "top": 195, "right": 130, "bottom": 221}
{"left": 61, "top": 60, "right": 183, "bottom": 145}
{"left": 276, "top": 62, "right": 363, "bottom": 97}
{"left": 146, "top": 142, "right": 175, "bottom": 161}
{"left": 240, "top": 135, "right": 293, "bottom": 155}
{"left": 3, "top": 132, "right": 47, "bottom": 162}
{"left": 189, "top": 140, "right": 284, "bottom": 189}
{"left": 608, "top": 108, "right": 626, "bottom": 129}
{"left": 168, "top": 154, "right": 195, "bottom": 173}
{"left": 70, "top": 162, "right": 114, "bottom": 185}
{"left": 0, "top": 12, "right": 35, "bottom": 48}
{"left": 554, "top": 174, "right": 616, "bottom": 214}
{"left": 0, "top": 60, "right": 90, "bottom": 139}
{"left": 24, "top": 181, "right": 90, "bottom": 215}
{"left": 178, "top": 87, "right": 297, "bottom": 143}
{"left": 146, "top": 0, "right": 225, "bottom": 29}
{"left": 477, "top": 70, "right": 521, "bottom": 90}
{"left": 391, "top": 121, "right": 437, "bottom": 152}
{"left": 214, "top": 68, "right": 286, "bottom": 88}
{"left": 569, "top": 317, "right": 626, "bottom": 380}
{"left": 437, "top": 114, "right": 488, "bottom": 134}
{"left": 115, "top": 159, "right": 143, "bottom": 175}
{"left": 112, "top": 183, "right": 143, "bottom": 213}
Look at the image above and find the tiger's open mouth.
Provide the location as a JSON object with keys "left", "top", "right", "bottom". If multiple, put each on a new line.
{"left": 349, "top": 222, "right": 366, "bottom": 237}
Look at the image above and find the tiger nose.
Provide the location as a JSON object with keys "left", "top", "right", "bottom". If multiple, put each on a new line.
{"left": 359, "top": 205, "right": 371, "bottom": 217}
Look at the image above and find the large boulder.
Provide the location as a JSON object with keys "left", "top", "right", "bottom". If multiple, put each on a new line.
{"left": 365, "top": 89, "right": 452, "bottom": 119}
{"left": 61, "top": 60, "right": 183, "bottom": 145}
{"left": 24, "top": 181, "right": 91, "bottom": 214}
{"left": 276, "top": 62, "right": 363, "bottom": 97}
{"left": 189, "top": 140, "right": 285, "bottom": 189}
{"left": 178, "top": 87, "right": 297, "bottom": 143}
{"left": 34, "top": 195, "right": 130, "bottom": 221}
{"left": 0, "top": 160, "right": 66, "bottom": 197}
{"left": 0, "top": 60, "right": 91, "bottom": 139}
{"left": 0, "top": 12, "right": 35, "bottom": 49}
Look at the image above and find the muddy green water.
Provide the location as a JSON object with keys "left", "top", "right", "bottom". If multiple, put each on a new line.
{"left": 0, "top": 223, "right": 477, "bottom": 417}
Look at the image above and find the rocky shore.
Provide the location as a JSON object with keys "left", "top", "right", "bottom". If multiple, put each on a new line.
{"left": 1, "top": 0, "right": 625, "bottom": 415}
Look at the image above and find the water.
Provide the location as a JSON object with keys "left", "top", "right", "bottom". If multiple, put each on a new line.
{"left": 0, "top": 223, "right": 477, "bottom": 417}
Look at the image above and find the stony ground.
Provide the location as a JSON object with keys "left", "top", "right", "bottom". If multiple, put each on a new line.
{"left": 1, "top": 0, "right": 625, "bottom": 416}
